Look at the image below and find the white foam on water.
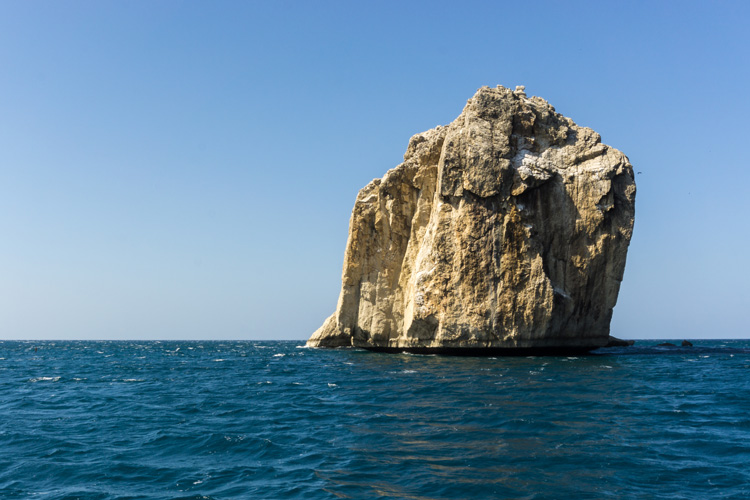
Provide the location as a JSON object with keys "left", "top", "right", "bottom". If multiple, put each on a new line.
{"left": 213, "top": 359, "right": 226, "bottom": 362}
{"left": 30, "top": 376, "right": 60, "bottom": 383}
{"left": 402, "top": 370, "right": 417, "bottom": 374}
{"left": 273, "top": 353, "right": 285, "bottom": 357}
{"left": 328, "top": 383, "right": 337, "bottom": 387}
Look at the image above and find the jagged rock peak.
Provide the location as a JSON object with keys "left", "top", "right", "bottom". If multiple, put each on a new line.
{"left": 308, "top": 85, "right": 636, "bottom": 354}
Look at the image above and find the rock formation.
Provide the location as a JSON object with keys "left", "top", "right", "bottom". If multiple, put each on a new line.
{"left": 605, "top": 336, "right": 636, "bottom": 348}
{"left": 308, "top": 85, "right": 636, "bottom": 354}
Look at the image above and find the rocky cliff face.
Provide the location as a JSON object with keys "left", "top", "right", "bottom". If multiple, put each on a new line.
{"left": 308, "top": 85, "right": 635, "bottom": 353}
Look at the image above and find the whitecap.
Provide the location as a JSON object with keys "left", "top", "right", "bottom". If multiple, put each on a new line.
{"left": 273, "top": 353, "right": 285, "bottom": 357}
{"left": 30, "top": 376, "right": 60, "bottom": 383}
{"left": 328, "top": 383, "right": 337, "bottom": 387}
{"left": 213, "top": 359, "right": 226, "bottom": 362}
{"left": 402, "top": 370, "right": 417, "bottom": 374}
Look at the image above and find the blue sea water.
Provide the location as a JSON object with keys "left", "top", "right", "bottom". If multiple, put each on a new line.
{"left": 1, "top": 340, "right": 750, "bottom": 499}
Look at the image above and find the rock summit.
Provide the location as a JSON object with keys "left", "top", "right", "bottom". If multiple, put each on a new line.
{"left": 308, "top": 85, "right": 636, "bottom": 354}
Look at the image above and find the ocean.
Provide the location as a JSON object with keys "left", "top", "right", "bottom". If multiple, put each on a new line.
{"left": 1, "top": 340, "right": 749, "bottom": 499}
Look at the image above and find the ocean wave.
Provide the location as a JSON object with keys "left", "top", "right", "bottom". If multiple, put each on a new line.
{"left": 28, "top": 376, "right": 61, "bottom": 383}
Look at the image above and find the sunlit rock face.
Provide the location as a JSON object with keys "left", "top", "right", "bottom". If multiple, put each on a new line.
{"left": 308, "top": 85, "right": 636, "bottom": 353}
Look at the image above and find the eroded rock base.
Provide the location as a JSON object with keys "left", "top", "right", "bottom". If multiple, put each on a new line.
{"left": 363, "top": 346, "right": 599, "bottom": 356}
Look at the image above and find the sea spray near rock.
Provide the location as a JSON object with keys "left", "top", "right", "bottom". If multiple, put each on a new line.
{"left": 309, "top": 85, "right": 636, "bottom": 353}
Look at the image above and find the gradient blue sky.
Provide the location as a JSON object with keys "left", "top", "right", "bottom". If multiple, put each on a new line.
{"left": 1, "top": 1, "right": 748, "bottom": 340}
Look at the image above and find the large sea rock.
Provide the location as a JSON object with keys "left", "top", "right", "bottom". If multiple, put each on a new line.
{"left": 308, "top": 85, "right": 636, "bottom": 354}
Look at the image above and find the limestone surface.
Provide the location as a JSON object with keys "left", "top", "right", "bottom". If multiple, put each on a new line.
{"left": 308, "top": 85, "right": 636, "bottom": 352}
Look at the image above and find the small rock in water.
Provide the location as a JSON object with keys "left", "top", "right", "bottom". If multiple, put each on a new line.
{"left": 681, "top": 340, "right": 693, "bottom": 347}
{"left": 605, "top": 336, "right": 635, "bottom": 348}
{"left": 657, "top": 343, "right": 677, "bottom": 347}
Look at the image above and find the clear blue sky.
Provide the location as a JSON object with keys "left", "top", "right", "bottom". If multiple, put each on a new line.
{"left": 1, "top": 1, "right": 748, "bottom": 340}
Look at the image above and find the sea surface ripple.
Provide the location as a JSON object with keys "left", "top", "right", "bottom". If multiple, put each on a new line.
{"left": 1, "top": 340, "right": 749, "bottom": 499}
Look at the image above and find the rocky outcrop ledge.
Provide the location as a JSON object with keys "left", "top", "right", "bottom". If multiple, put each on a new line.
{"left": 308, "top": 85, "right": 636, "bottom": 354}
